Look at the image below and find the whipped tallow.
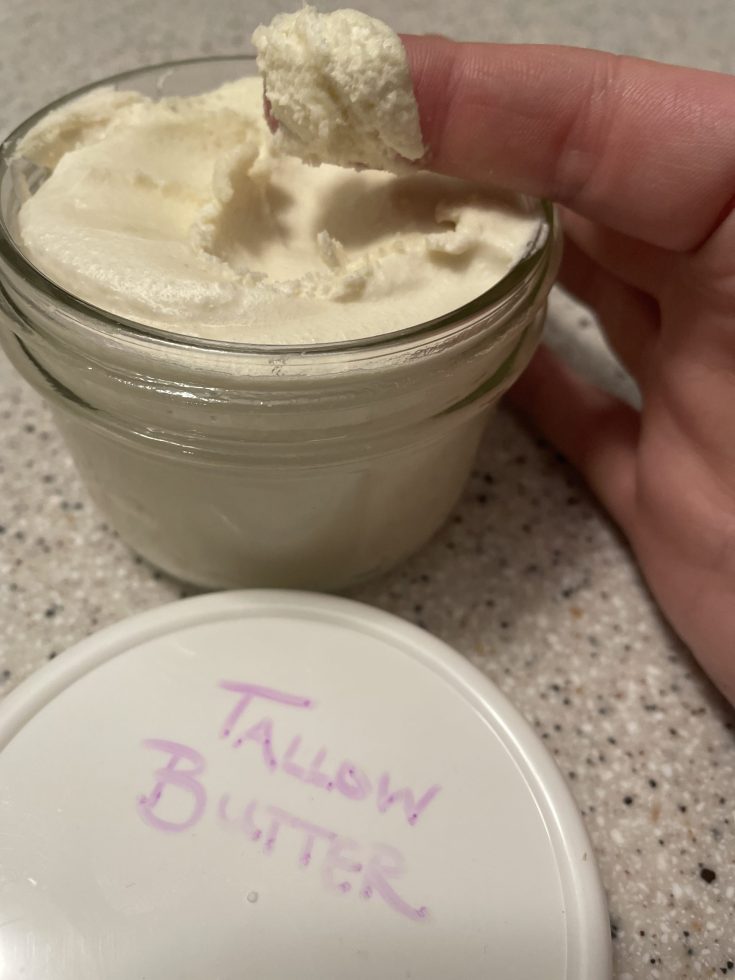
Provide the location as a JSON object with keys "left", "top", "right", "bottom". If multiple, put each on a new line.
{"left": 16, "top": 73, "right": 540, "bottom": 345}
{"left": 4, "top": 45, "right": 556, "bottom": 591}
{"left": 253, "top": 6, "right": 424, "bottom": 172}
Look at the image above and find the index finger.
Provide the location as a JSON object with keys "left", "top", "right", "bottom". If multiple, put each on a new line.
{"left": 402, "top": 36, "right": 735, "bottom": 251}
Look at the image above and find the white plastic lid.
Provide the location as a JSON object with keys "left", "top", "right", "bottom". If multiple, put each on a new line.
{"left": 0, "top": 591, "right": 611, "bottom": 979}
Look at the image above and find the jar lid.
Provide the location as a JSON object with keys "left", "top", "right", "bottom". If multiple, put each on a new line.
{"left": 0, "top": 591, "right": 611, "bottom": 979}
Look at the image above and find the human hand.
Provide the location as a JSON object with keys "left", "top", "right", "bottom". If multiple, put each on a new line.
{"left": 402, "top": 37, "right": 735, "bottom": 704}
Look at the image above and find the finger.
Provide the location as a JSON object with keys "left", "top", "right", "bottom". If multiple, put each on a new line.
{"left": 561, "top": 209, "right": 672, "bottom": 298}
{"left": 507, "top": 345, "right": 639, "bottom": 530}
{"left": 402, "top": 36, "right": 735, "bottom": 251}
{"left": 559, "top": 234, "right": 659, "bottom": 381}
{"left": 263, "top": 92, "right": 278, "bottom": 133}
{"left": 687, "top": 198, "right": 735, "bottom": 297}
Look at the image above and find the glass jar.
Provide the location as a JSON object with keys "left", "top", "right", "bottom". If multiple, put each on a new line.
{"left": 0, "top": 57, "right": 560, "bottom": 591}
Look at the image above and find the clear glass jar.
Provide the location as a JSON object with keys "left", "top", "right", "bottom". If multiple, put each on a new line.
{"left": 0, "top": 57, "right": 560, "bottom": 591}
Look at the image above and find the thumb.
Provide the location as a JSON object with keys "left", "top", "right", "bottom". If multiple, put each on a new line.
{"left": 507, "top": 345, "right": 639, "bottom": 534}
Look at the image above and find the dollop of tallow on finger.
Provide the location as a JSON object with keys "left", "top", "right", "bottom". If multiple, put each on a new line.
{"left": 252, "top": 6, "right": 424, "bottom": 172}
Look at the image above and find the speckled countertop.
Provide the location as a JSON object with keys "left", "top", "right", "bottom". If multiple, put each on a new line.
{"left": 0, "top": 1, "right": 733, "bottom": 976}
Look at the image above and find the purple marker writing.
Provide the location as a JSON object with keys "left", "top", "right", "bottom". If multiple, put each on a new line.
{"left": 220, "top": 680, "right": 441, "bottom": 825}
{"left": 137, "top": 680, "right": 439, "bottom": 924}
{"left": 137, "top": 739, "right": 207, "bottom": 833}
{"left": 218, "top": 681, "right": 312, "bottom": 739}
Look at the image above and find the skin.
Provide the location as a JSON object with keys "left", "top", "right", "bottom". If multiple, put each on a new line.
{"left": 402, "top": 37, "right": 735, "bottom": 705}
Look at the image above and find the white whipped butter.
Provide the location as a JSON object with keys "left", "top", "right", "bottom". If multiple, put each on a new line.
{"left": 2, "top": 54, "right": 558, "bottom": 590}
{"left": 16, "top": 76, "right": 540, "bottom": 345}
{"left": 253, "top": 6, "right": 424, "bottom": 172}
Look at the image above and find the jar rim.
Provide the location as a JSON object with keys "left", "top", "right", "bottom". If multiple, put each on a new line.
{"left": 0, "top": 55, "right": 557, "bottom": 358}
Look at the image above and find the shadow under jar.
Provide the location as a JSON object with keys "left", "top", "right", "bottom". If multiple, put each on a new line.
{"left": 0, "top": 57, "right": 561, "bottom": 591}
